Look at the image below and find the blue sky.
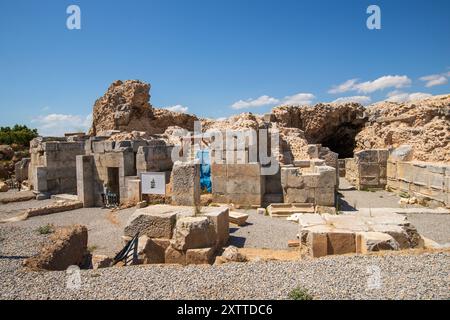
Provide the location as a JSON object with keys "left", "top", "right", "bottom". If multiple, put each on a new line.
{"left": 0, "top": 0, "right": 449, "bottom": 135}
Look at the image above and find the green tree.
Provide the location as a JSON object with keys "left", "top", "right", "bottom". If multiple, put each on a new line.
{"left": 0, "top": 125, "right": 38, "bottom": 147}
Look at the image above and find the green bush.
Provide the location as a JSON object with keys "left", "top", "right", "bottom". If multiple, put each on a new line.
{"left": 288, "top": 287, "right": 313, "bottom": 300}
{"left": 0, "top": 125, "right": 38, "bottom": 147}
{"left": 37, "top": 224, "right": 55, "bottom": 235}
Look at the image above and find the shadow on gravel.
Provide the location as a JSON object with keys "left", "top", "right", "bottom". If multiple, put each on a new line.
{"left": 0, "top": 255, "right": 29, "bottom": 260}
{"left": 338, "top": 198, "right": 357, "bottom": 211}
{"left": 228, "top": 236, "right": 246, "bottom": 248}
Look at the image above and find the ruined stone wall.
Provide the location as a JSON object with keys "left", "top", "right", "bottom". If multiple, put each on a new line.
{"left": 29, "top": 138, "right": 86, "bottom": 195}
{"left": 387, "top": 160, "right": 450, "bottom": 208}
{"left": 345, "top": 149, "right": 388, "bottom": 190}
{"left": 280, "top": 162, "right": 336, "bottom": 206}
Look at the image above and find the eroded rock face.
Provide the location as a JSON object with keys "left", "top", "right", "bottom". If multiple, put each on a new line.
{"left": 355, "top": 95, "right": 450, "bottom": 163}
{"left": 90, "top": 80, "right": 198, "bottom": 136}
{"left": 272, "top": 102, "right": 367, "bottom": 158}
{"left": 23, "top": 225, "right": 88, "bottom": 271}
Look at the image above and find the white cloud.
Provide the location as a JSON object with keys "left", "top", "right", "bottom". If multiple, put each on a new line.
{"left": 419, "top": 74, "right": 448, "bottom": 87}
{"left": 329, "top": 75, "right": 411, "bottom": 94}
{"left": 385, "top": 91, "right": 432, "bottom": 103}
{"left": 281, "top": 93, "right": 315, "bottom": 105}
{"left": 328, "top": 79, "right": 359, "bottom": 94}
{"left": 331, "top": 96, "right": 371, "bottom": 105}
{"left": 355, "top": 75, "right": 411, "bottom": 93}
{"left": 165, "top": 104, "right": 189, "bottom": 113}
{"left": 231, "top": 95, "right": 279, "bottom": 110}
{"left": 32, "top": 113, "right": 92, "bottom": 137}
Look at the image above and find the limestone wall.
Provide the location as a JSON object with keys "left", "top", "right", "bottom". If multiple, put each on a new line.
{"left": 211, "top": 163, "right": 264, "bottom": 207}
{"left": 387, "top": 160, "right": 450, "bottom": 208}
{"left": 345, "top": 149, "right": 388, "bottom": 190}
{"left": 29, "top": 138, "right": 86, "bottom": 195}
{"left": 280, "top": 162, "right": 336, "bottom": 206}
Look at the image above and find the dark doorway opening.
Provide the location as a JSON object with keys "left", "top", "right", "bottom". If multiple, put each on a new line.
{"left": 319, "top": 123, "right": 363, "bottom": 159}
{"left": 107, "top": 167, "right": 120, "bottom": 198}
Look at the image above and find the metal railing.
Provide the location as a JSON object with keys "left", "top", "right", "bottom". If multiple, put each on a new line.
{"left": 112, "top": 233, "right": 139, "bottom": 266}
{"left": 102, "top": 191, "right": 119, "bottom": 208}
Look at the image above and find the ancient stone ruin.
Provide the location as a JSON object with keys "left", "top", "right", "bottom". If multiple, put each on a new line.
{"left": 6, "top": 79, "right": 449, "bottom": 268}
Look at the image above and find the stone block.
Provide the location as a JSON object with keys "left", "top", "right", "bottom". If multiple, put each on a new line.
{"left": 211, "top": 163, "right": 227, "bottom": 177}
{"left": 138, "top": 236, "right": 170, "bottom": 264}
{"left": 389, "top": 145, "right": 413, "bottom": 162}
{"left": 297, "top": 214, "right": 326, "bottom": 229}
{"left": 165, "top": 246, "right": 186, "bottom": 265}
{"left": 314, "top": 189, "right": 335, "bottom": 206}
{"left": 355, "top": 150, "right": 378, "bottom": 163}
{"left": 429, "top": 173, "right": 444, "bottom": 190}
{"left": 387, "top": 161, "right": 397, "bottom": 179}
{"left": 293, "top": 160, "right": 311, "bottom": 168}
{"left": 326, "top": 231, "right": 356, "bottom": 255}
{"left": 227, "top": 163, "right": 260, "bottom": 177}
{"left": 285, "top": 187, "right": 315, "bottom": 204}
{"left": 172, "top": 217, "right": 217, "bottom": 251}
{"left": 92, "top": 255, "right": 113, "bottom": 269}
{"left": 356, "top": 232, "right": 399, "bottom": 254}
{"left": 226, "top": 177, "right": 262, "bottom": 194}
{"left": 124, "top": 207, "right": 177, "bottom": 238}
{"left": 211, "top": 175, "right": 226, "bottom": 194}
{"left": 397, "top": 162, "right": 413, "bottom": 183}
{"left": 186, "top": 247, "right": 216, "bottom": 265}
{"left": 171, "top": 160, "right": 200, "bottom": 206}
{"left": 359, "top": 163, "right": 380, "bottom": 178}
{"left": 377, "top": 149, "right": 389, "bottom": 164}
{"left": 306, "top": 231, "right": 328, "bottom": 258}
{"left": 303, "top": 174, "right": 320, "bottom": 188}
{"left": 203, "top": 207, "right": 229, "bottom": 247}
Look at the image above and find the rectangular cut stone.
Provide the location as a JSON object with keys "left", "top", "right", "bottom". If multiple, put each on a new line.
{"left": 359, "top": 163, "right": 380, "bottom": 177}
{"left": 165, "top": 246, "right": 186, "bottom": 265}
{"left": 203, "top": 207, "right": 229, "bottom": 247}
{"left": 356, "top": 232, "right": 398, "bottom": 254}
{"left": 326, "top": 231, "right": 356, "bottom": 255}
{"left": 186, "top": 247, "right": 215, "bottom": 265}
{"left": 307, "top": 232, "right": 328, "bottom": 258}
{"left": 171, "top": 160, "right": 201, "bottom": 206}
{"left": 124, "top": 207, "right": 177, "bottom": 238}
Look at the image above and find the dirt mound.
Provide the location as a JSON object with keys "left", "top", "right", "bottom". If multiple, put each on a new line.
{"left": 90, "top": 80, "right": 198, "bottom": 136}
{"left": 23, "top": 225, "right": 88, "bottom": 271}
{"left": 355, "top": 94, "right": 450, "bottom": 163}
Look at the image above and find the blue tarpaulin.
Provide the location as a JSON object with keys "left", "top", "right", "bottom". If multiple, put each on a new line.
{"left": 196, "top": 149, "right": 211, "bottom": 193}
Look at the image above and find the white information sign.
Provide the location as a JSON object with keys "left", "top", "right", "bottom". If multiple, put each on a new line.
{"left": 141, "top": 172, "right": 166, "bottom": 195}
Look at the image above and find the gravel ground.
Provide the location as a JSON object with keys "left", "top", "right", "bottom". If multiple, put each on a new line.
{"left": 1, "top": 228, "right": 448, "bottom": 300}
{"left": 338, "top": 178, "right": 423, "bottom": 210}
{"left": 1, "top": 206, "right": 135, "bottom": 256}
{"left": 406, "top": 213, "right": 450, "bottom": 245}
{"left": 229, "top": 210, "right": 298, "bottom": 249}
{"left": 0, "top": 198, "right": 55, "bottom": 220}
{"left": 1, "top": 199, "right": 449, "bottom": 300}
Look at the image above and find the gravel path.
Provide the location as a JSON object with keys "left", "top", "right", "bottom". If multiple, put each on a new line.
{"left": 1, "top": 234, "right": 448, "bottom": 300}
{"left": 228, "top": 210, "right": 298, "bottom": 249}
{"left": 338, "top": 178, "right": 422, "bottom": 210}
{"left": 1, "top": 205, "right": 449, "bottom": 300}
{"left": 1, "top": 206, "right": 135, "bottom": 256}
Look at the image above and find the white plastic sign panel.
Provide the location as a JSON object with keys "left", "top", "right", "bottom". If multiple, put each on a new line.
{"left": 141, "top": 172, "right": 166, "bottom": 195}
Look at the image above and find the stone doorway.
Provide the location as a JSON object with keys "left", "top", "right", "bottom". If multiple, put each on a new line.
{"left": 107, "top": 167, "right": 120, "bottom": 198}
